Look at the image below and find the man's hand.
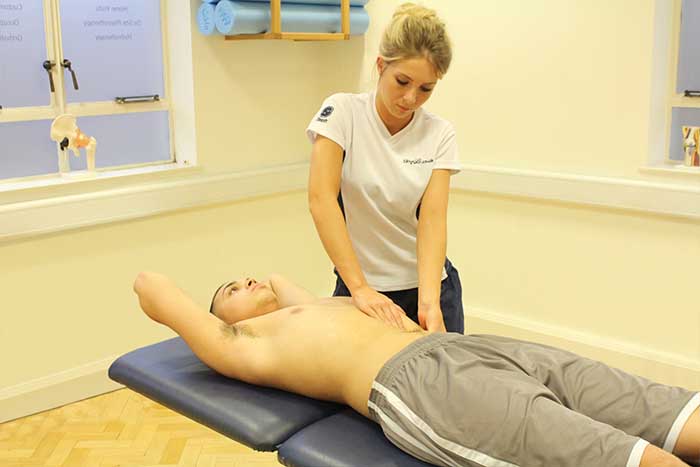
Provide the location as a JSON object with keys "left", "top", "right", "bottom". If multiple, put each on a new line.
{"left": 133, "top": 271, "right": 174, "bottom": 324}
{"left": 418, "top": 304, "right": 446, "bottom": 332}
{"left": 266, "top": 273, "right": 317, "bottom": 307}
{"left": 352, "top": 285, "right": 406, "bottom": 330}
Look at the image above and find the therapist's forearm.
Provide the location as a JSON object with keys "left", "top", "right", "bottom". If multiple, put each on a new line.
{"left": 309, "top": 196, "right": 368, "bottom": 293}
{"left": 417, "top": 211, "right": 447, "bottom": 308}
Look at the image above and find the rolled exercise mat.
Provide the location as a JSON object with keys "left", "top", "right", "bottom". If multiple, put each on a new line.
{"left": 203, "top": 0, "right": 368, "bottom": 5}
{"left": 197, "top": 2, "right": 217, "bottom": 35}
{"left": 214, "top": 0, "right": 369, "bottom": 35}
{"left": 228, "top": 0, "right": 369, "bottom": 5}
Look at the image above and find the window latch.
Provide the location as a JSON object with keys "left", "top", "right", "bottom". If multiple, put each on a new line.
{"left": 61, "top": 59, "right": 79, "bottom": 90}
{"left": 683, "top": 90, "right": 700, "bottom": 98}
{"left": 115, "top": 95, "right": 160, "bottom": 104}
{"left": 43, "top": 60, "right": 56, "bottom": 93}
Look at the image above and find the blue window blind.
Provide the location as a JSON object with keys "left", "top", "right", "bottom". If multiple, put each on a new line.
{"left": 677, "top": 0, "right": 700, "bottom": 94}
{"left": 0, "top": 120, "right": 58, "bottom": 179}
{"left": 669, "top": 108, "right": 700, "bottom": 161}
{"left": 0, "top": 2, "right": 50, "bottom": 108}
{"left": 58, "top": 0, "right": 165, "bottom": 103}
{"left": 66, "top": 111, "right": 171, "bottom": 170}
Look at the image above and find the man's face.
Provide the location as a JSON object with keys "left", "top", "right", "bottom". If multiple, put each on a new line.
{"left": 212, "top": 277, "right": 279, "bottom": 324}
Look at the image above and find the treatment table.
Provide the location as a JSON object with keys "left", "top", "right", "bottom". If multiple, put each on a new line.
{"left": 109, "top": 337, "right": 435, "bottom": 467}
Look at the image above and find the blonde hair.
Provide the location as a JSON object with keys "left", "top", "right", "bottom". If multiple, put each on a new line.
{"left": 379, "top": 3, "right": 452, "bottom": 78}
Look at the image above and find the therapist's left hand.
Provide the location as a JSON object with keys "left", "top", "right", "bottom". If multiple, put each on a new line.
{"left": 418, "top": 304, "right": 446, "bottom": 333}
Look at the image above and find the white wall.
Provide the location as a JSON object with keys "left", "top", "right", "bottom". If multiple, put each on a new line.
{"left": 362, "top": 0, "right": 699, "bottom": 387}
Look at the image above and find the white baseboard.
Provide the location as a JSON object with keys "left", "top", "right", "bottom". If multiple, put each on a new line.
{"left": 0, "top": 356, "right": 123, "bottom": 423}
{"left": 467, "top": 306, "right": 700, "bottom": 390}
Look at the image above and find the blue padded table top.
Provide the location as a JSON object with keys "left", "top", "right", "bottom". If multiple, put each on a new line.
{"left": 278, "top": 409, "right": 436, "bottom": 467}
{"left": 108, "top": 337, "right": 343, "bottom": 451}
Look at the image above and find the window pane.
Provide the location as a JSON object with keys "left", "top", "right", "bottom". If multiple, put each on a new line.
{"left": 58, "top": 0, "right": 164, "bottom": 103}
{"left": 65, "top": 111, "right": 170, "bottom": 170}
{"left": 0, "top": 2, "right": 51, "bottom": 108}
{"left": 0, "top": 120, "right": 58, "bottom": 179}
{"left": 677, "top": 0, "right": 700, "bottom": 94}
{"left": 669, "top": 107, "right": 700, "bottom": 161}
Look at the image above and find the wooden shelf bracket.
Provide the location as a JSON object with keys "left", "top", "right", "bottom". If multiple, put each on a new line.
{"left": 225, "top": 0, "right": 351, "bottom": 41}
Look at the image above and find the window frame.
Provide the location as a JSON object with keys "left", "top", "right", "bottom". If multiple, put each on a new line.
{"left": 0, "top": 0, "right": 183, "bottom": 184}
{"left": 0, "top": 1, "right": 215, "bottom": 243}
{"left": 0, "top": 0, "right": 59, "bottom": 122}
{"left": 644, "top": 0, "right": 700, "bottom": 175}
{"left": 55, "top": 0, "right": 176, "bottom": 172}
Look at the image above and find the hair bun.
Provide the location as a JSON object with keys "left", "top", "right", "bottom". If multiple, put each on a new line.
{"left": 393, "top": 3, "right": 438, "bottom": 21}
{"left": 379, "top": 2, "right": 452, "bottom": 77}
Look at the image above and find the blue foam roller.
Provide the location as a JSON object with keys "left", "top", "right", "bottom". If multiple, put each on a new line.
{"left": 236, "top": 0, "right": 369, "bottom": 5}
{"left": 197, "top": 2, "right": 217, "bottom": 35}
{"left": 204, "top": 0, "right": 368, "bottom": 5}
{"left": 214, "top": 0, "right": 369, "bottom": 35}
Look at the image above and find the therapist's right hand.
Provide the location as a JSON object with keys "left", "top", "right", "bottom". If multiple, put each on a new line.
{"left": 351, "top": 285, "right": 406, "bottom": 330}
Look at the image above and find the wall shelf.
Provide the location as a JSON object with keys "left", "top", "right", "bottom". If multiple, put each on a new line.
{"left": 225, "top": 0, "right": 350, "bottom": 41}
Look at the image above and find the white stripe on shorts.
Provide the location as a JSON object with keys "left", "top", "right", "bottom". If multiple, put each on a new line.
{"left": 663, "top": 392, "right": 700, "bottom": 452}
{"left": 372, "top": 381, "right": 520, "bottom": 467}
{"left": 367, "top": 399, "right": 456, "bottom": 466}
{"left": 626, "top": 439, "right": 649, "bottom": 467}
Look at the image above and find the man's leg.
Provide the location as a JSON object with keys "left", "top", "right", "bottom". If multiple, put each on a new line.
{"left": 674, "top": 407, "right": 700, "bottom": 466}
{"left": 641, "top": 444, "right": 691, "bottom": 467}
{"left": 370, "top": 335, "right": 648, "bottom": 467}
{"left": 471, "top": 334, "right": 700, "bottom": 460}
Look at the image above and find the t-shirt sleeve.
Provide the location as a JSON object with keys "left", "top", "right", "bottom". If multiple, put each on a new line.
{"left": 433, "top": 123, "right": 462, "bottom": 175}
{"left": 305, "top": 94, "right": 351, "bottom": 150}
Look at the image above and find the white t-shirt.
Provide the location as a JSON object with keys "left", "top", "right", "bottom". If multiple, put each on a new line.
{"left": 306, "top": 92, "right": 462, "bottom": 291}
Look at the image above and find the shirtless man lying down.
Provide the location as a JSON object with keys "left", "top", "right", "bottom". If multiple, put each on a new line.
{"left": 134, "top": 271, "right": 700, "bottom": 467}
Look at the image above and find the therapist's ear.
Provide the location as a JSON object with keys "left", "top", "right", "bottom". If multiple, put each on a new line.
{"left": 376, "top": 57, "right": 385, "bottom": 75}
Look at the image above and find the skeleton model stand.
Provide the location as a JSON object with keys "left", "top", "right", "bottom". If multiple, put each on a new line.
{"left": 50, "top": 114, "right": 97, "bottom": 177}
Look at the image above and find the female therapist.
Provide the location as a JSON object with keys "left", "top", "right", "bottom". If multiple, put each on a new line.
{"left": 306, "top": 3, "right": 463, "bottom": 333}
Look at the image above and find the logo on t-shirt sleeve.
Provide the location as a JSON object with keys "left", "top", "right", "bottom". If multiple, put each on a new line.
{"left": 316, "top": 106, "right": 334, "bottom": 123}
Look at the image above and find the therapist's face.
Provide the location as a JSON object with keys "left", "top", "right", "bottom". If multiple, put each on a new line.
{"left": 211, "top": 277, "right": 279, "bottom": 324}
{"left": 376, "top": 56, "right": 438, "bottom": 123}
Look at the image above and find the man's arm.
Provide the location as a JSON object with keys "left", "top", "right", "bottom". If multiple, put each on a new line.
{"left": 267, "top": 273, "right": 318, "bottom": 307}
{"left": 134, "top": 271, "right": 272, "bottom": 384}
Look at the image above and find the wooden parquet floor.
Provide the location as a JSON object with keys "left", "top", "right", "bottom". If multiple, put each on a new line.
{"left": 0, "top": 389, "right": 280, "bottom": 467}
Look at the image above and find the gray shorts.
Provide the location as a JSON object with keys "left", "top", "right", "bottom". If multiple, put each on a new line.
{"left": 368, "top": 333, "right": 699, "bottom": 467}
